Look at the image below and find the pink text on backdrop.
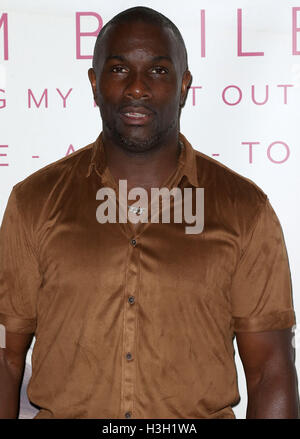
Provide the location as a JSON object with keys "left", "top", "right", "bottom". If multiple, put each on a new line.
{"left": 0, "top": 89, "right": 6, "bottom": 108}
{"left": 56, "top": 88, "right": 73, "bottom": 107}
{"left": 267, "top": 141, "right": 290, "bottom": 164}
{"left": 237, "top": 9, "right": 264, "bottom": 56}
{"left": 251, "top": 85, "right": 269, "bottom": 105}
{"left": 74, "top": 8, "right": 300, "bottom": 60}
{"left": 76, "top": 12, "right": 103, "bottom": 59}
{"left": 293, "top": 7, "right": 300, "bottom": 55}
{"left": 66, "top": 144, "right": 75, "bottom": 155}
{"left": 27, "top": 89, "right": 73, "bottom": 108}
{"left": 64, "top": 142, "right": 291, "bottom": 164}
{"left": 200, "top": 8, "right": 265, "bottom": 58}
{"left": 0, "top": 13, "right": 8, "bottom": 60}
{"left": 0, "top": 145, "right": 8, "bottom": 166}
{"left": 242, "top": 141, "right": 290, "bottom": 164}
{"left": 28, "top": 89, "right": 48, "bottom": 108}
{"left": 188, "top": 86, "right": 202, "bottom": 106}
{"left": 223, "top": 86, "right": 242, "bottom": 106}
{"left": 222, "top": 84, "right": 294, "bottom": 106}
{"left": 1, "top": 85, "right": 295, "bottom": 108}
{"left": 200, "top": 10, "right": 205, "bottom": 58}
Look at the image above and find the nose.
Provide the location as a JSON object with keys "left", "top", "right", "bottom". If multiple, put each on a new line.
{"left": 124, "top": 72, "right": 152, "bottom": 100}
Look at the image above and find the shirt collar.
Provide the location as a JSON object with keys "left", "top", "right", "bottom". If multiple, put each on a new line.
{"left": 85, "top": 131, "right": 199, "bottom": 187}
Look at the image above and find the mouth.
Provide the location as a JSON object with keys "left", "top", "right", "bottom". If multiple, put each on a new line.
{"left": 119, "top": 107, "right": 154, "bottom": 125}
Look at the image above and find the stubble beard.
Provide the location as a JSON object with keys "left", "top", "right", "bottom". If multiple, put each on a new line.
{"left": 104, "top": 117, "right": 178, "bottom": 154}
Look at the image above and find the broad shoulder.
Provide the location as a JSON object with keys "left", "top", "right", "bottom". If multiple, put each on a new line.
{"left": 194, "top": 149, "right": 267, "bottom": 208}
{"left": 12, "top": 141, "right": 94, "bottom": 206}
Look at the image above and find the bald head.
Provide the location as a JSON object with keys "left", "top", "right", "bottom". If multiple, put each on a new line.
{"left": 92, "top": 6, "right": 188, "bottom": 77}
{"left": 88, "top": 6, "right": 192, "bottom": 152}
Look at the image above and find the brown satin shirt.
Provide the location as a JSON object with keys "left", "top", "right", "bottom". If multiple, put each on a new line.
{"left": 0, "top": 132, "right": 296, "bottom": 419}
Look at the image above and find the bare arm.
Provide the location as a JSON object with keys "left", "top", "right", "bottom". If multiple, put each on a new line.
{"left": 0, "top": 331, "right": 34, "bottom": 418}
{"left": 236, "top": 328, "right": 299, "bottom": 418}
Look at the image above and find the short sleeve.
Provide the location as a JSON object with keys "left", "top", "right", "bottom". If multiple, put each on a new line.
{"left": 231, "top": 197, "right": 296, "bottom": 333}
{"left": 0, "top": 187, "right": 42, "bottom": 334}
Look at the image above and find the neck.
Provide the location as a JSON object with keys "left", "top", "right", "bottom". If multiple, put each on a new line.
{"left": 102, "top": 130, "right": 181, "bottom": 190}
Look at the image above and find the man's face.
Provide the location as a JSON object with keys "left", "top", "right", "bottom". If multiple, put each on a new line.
{"left": 88, "top": 20, "right": 191, "bottom": 152}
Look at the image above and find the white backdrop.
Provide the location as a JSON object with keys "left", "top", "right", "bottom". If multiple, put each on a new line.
{"left": 0, "top": 0, "right": 299, "bottom": 419}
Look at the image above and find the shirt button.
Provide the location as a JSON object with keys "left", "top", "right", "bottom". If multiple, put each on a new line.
{"left": 128, "top": 296, "right": 135, "bottom": 304}
{"left": 125, "top": 411, "right": 131, "bottom": 418}
{"left": 126, "top": 352, "right": 132, "bottom": 360}
{"left": 131, "top": 239, "right": 137, "bottom": 247}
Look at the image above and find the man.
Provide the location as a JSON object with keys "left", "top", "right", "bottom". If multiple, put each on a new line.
{"left": 0, "top": 6, "right": 299, "bottom": 419}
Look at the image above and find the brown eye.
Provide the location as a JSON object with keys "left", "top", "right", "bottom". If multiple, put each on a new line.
{"left": 151, "top": 66, "right": 168, "bottom": 74}
{"left": 111, "top": 66, "right": 128, "bottom": 73}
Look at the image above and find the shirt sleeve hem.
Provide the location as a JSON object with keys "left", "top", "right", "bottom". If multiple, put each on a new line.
{"left": 0, "top": 312, "right": 36, "bottom": 334}
{"left": 233, "top": 309, "right": 296, "bottom": 333}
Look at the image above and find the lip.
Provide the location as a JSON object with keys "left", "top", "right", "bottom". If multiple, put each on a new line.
{"left": 119, "top": 106, "right": 154, "bottom": 125}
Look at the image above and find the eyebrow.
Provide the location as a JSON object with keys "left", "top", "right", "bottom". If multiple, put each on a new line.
{"left": 105, "top": 55, "right": 173, "bottom": 63}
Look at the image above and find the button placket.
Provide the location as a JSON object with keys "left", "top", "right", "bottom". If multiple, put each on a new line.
{"left": 131, "top": 238, "right": 137, "bottom": 247}
{"left": 120, "top": 239, "right": 140, "bottom": 418}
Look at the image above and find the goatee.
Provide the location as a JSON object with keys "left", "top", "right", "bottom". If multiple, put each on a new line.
{"left": 105, "top": 119, "right": 177, "bottom": 154}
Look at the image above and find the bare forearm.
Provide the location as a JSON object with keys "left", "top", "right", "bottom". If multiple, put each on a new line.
{"left": 246, "top": 369, "right": 300, "bottom": 419}
{"left": 0, "top": 352, "right": 24, "bottom": 418}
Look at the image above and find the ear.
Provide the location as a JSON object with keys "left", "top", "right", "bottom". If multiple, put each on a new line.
{"left": 88, "top": 68, "right": 98, "bottom": 105}
{"left": 180, "top": 70, "right": 192, "bottom": 107}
